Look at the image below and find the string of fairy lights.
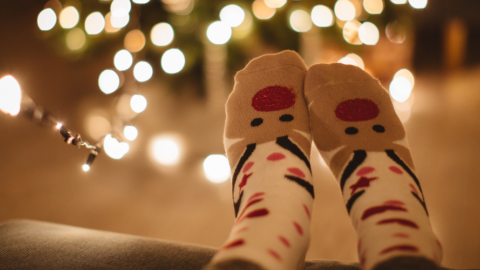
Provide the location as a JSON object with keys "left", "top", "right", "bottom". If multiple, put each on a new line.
{"left": 1, "top": 0, "right": 425, "bottom": 182}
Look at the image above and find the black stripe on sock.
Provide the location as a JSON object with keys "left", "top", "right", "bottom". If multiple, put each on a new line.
{"left": 276, "top": 136, "right": 311, "bottom": 173}
{"left": 232, "top": 144, "right": 256, "bottom": 189}
{"left": 340, "top": 150, "right": 367, "bottom": 191}
{"left": 285, "top": 175, "right": 315, "bottom": 198}
{"left": 234, "top": 191, "right": 244, "bottom": 217}
{"left": 385, "top": 150, "right": 424, "bottom": 195}
{"left": 346, "top": 190, "right": 365, "bottom": 214}
{"left": 411, "top": 191, "right": 429, "bottom": 216}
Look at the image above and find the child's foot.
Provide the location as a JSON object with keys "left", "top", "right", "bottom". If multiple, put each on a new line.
{"left": 304, "top": 63, "right": 442, "bottom": 270}
{"left": 204, "top": 51, "right": 314, "bottom": 270}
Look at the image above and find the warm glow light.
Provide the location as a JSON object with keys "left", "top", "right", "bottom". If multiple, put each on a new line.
{"left": 116, "top": 94, "right": 137, "bottom": 119}
{"left": 124, "top": 125, "right": 138, "bottom": 141}
{"left": 124, "top": 29, "right": 145, "bottom": 52}
{"left": 130, "top": 94, "right": 147, "bottom": 113}
{"left": 66, "top": 28, "right": 86, "bottom": 50}
{"left": 161, "top": 49, "right": 185, "bottom": 74}
{"left": 98, "top": 69, "right": 120, "bottom": 94}
{"left": 408, "top": 0, "right": 427, "bottom": 9}
{"left": 85, "top": 115, "right": 111, "bottom": 141}
{"left": 133, "top": 0, "right": 150, "bottom": 3}
{"left": 343, "top": 20, "right": 362, "bottom": 45}
{"left": 151, "top": 136, "right": 181, "bottom": 165}
{"left": 38, "top": 8, "right": 57, "bottom": 31}
{"left": 311, "top": 5, "right": 334, "bottom": 27}
{"left": 393, "top": 99, "right": 412, "bottom": 123}
{"left": 206, "top": 21, "right": 232, "bottom": 45}
{"left": 334, "top": 0, "right": 356, "bottom": 21}
{"left": 114, "top": 49, "right": 133, "bottom": 71}
{"left": 56, "top": 123, "right": 63, "bottom": 129}
{"left": 338, "top": 53, "right": 365, "bottom": 69}
{"left": 394, "top": 68, "right": 415, "bottom": 88}
{"left": 391, "top": 0, "right": 407, "bottom": 4}
{"left": 111, "top": 0, "right": 132, "bottom": 17}
{"left": 82, "top": 164, "right": 90, "bottom": 172}
{"left": 85, "top": 12, "right": 105, "bottom": 35}
{"left": 105, "top": 13, "right": 121, "bottom": 33}
{"left": 0, "top": 75, "right": 22, "bottom": 116}
{"left": 220, "top": 4, "right": 245, "bottom": 27}
{"left": 290, "top": 10, "right": 312, "bottom": 33}
{"left": 386, "top": 21, "right": 406, "bottom": 43}
{"left": 232, "top": 10, "right": 253, "bottom": 39}
{"left": 133, "top": 61, "right": 153, "bottom": 82}
{"left": 203, "top": 154, "right": 231, "bottom": 183}
{"left": 389, "top": 76, "right": 412, "bottom": 102}
{"left": 358, "top": 22, "right": 379, "bottom": 45}
{"left": 104, "top": 134, "right": 129, "bottom": 160}
{"left": 364, "top": 0, "right": 383, "bottom": 14}
{"left": 151, "top": 23, "right": 174, "bottom": 46}
{"left": 111, "top": 13, "right": 130, "bottom": 28}
{"left": 252, "top": 0, "right": 276, "bottom": 20}
{"left": 60, "top": 6, "right": 80, "bottom": 29}
{"left": 264, "top": 0, "right": 287, "bottom": 8}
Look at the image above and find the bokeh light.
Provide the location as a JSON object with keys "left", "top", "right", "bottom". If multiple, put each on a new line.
{"left": 85, "top": 115, "right": 111, "bottom": 141}
{"left": 220, "top": 4, "right": 245, "bottom": 27}
{"left": 203, "top": 154, "right": 231, "bottom": 183}
{"left": 358, "top": 22, "right": 379, "bottom": 45}
{"left": 264, "top": 0, "right": 286, "bottom": 8}
{"left": 161, "top": 49, "right": 185, "bottom": 74}
{"left": 124, "top": 125, "right": 138, "bottom": 141}
{"left": 133, "top": 61, "right": 153, "bottom": 82}
{"left": 386, "top": 21, "right": 406, "bottom": 43}
{"left": 130, "top": 94, "right": 147, "bottom": 113}
{"left": 389, "top": 76, "right": 412, "bottom": 102}
{"left": 66, "top": 28, "right": 86, "bottom": 50}
{"left": 98, "top": 69, "right": 120, "bottom": 94}
{"left": 82, "top": 164, "right": 90, "bottom": 172}
{"left": 232, "top": 10, "right": 253, "bottom": 39}
{"left": 124, "top": 29, "right": 145, "bottom": 52}
{"left": 151, "top": 22, "right": 174, "bottom": 46}
{"left": 104, "top": 134, "right": 129, "bottom": 160}
{"left": 364, "top": 0, "right": 383, "bottom": 14}
{"left": 408, "top": 0, "right": 427, "bottom": 9}
{"left": 338, "top": 53, "right": 365, "bottom": 70}
{"left": 116, "top": 94, "right": 137, "bottom": 119}
{"left": 133, "top": 0, "right": 150, "bottom": 3}
{"left": 111, "top": 13, "right": 130, "bottom": 28}
{"left": 111, "top": 0, "right": 131, "bottom": 17}
{"left": 311, "top": 5, "right": 334, "bottom": 27}
{"left": 37, "top": 8, "right": 57, "bottom": 31}
{"left": 151, "top": 136, "right": 181, "bottom": 166}
{"left": 391, "top": 0, "right": 407, "bottom": 4}
{"left": 394, "top": 68, "right": 415, "bottom": 88}
{"left": 85, "top": 12, "right": 105, "bottom": 35}
{"left": 343, "top": 20, "right": 362, "bottom": 45}
{"left": 114, "top": 49, "right": 133, "bottom": 71}
{"left": 0, "top": 75, "right": 22, "bottom": 116}
{"left": 59, "top": 6, "right": 80, "bottom": 29}
{"left": 206, "top": 21, "right": 232, "bottom": 45}
{"left": 104, "top": 13, "right": 121, "bottom": 33}
{"left": 252, "top": 0, "right": 276, "bottom": 20}
{"left": 334, "top": 0, "right": 356, "bottom": 21}
{"left": 290, "top": 10, "right": 312, "bottom": 33}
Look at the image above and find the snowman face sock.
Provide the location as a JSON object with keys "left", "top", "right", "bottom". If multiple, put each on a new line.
{"left": 205, "top": 51, "right": 314, "bottom": 270}
{"left": 304, "top": 63, "right": 442, "bottom": 270}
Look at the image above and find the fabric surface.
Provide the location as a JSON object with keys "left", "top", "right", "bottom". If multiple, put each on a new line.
{"left": 0, "top": 220, "right": 465, "bottom": 270}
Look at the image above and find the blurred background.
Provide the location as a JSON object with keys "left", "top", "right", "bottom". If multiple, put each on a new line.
{"left": 1, "top": 0, "right": 479, "bottom": 269}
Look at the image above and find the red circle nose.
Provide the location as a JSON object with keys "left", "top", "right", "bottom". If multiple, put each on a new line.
{"left": 335, "top": 98, "right": 379, "bottom": 122}
{"left": 252, "top": 86, "right": 295, "bottom": 112}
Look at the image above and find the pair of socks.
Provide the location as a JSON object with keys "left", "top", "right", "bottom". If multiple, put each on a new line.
{"left": 204, "top": 51, "right": 442, "bottom": 270}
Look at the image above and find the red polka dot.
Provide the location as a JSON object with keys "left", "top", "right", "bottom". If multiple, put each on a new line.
{"left": 267, "top": 153, "right": 286, "bottom": 161}
{"left": 293, "top": 221, "right": 303, "bottom": 235}
{"left": 252, "top": 86, "right": 295, "bottom": 112}
{"left": 243, "top": 162, "right": 254, "bottom": 173}
{"left": 389, "top": 166, "right": 403, "bottom": 174}
{"left": 356, "top": 166, "right": 375, "bottom": 176}
{"left": 267, "top": 249, "right": 282, "bottom": 261}
{"left": 287, "top": 167, "right": 305, "bottom": 178}
{"left": 278, "top": 236, "right": 291, "bottom": 248}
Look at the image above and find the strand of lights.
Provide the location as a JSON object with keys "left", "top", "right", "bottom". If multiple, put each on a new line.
{"left": 0, "top": 75, "right": 101, "bottom": 171}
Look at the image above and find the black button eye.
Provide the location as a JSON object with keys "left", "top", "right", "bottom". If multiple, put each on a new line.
{"left": 251, "top": 118, "right": 263, "bottom": 127}
{"left": 279, "top": 114, "right": 294, "bottom": 122}
{"left": 372, "top": 125, "right": 385, "bottom": 133}
{"left": 345, "top": 127, "right": 358, "bottom": 135}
